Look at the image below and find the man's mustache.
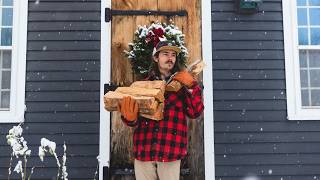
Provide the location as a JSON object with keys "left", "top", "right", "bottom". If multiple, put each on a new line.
{"left": 165, "top": 61, "right": 174, "bottom": 64}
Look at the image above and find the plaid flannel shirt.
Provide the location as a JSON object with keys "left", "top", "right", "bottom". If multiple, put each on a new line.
{"left": 122, "top": 76, "right": 204, "bottom": 162}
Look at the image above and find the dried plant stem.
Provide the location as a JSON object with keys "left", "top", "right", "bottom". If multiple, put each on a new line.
{"left": 7, "top": 154, "right": 13, "bottom": 180}
{"left": 54, "top": 153, "right": 61, "bottom": 180}
{"left": 20, "top": 166, "right": 23, "bottom": 180}
{"left": 27, "top": 167, "right": 35, "bottom": 180}
{"left": 93, "top": 163, "right": 99, "bottom": 180}
{"left": 23, "top": 156, "right": 27, "bottom": 180}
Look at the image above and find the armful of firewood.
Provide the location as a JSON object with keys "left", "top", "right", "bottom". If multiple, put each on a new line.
{"left": 104, "top": 80, "right": 166, "bottom": 120}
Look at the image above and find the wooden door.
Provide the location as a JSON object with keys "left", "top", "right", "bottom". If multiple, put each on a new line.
{"left": 110, "top": 1, "right": 203, "bottom": 179}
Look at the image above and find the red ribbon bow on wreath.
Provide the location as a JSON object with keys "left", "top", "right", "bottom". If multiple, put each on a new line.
{"left": 145, "top": 28, "right": 165, "bottom": 47}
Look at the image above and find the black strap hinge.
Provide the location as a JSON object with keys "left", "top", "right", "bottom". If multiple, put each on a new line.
{"left": 104, "top": 83, "right": 118, "bottom": 94}
{"left": 103, "top": 166, "right": 110, "bottom": 180}
{"left": 105, "top": 8, "right": 188, "bottom": 22}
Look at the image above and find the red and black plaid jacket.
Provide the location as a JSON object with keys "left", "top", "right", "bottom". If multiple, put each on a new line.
{"left": 122, "top": 75, "right": 204, "bottom": 162}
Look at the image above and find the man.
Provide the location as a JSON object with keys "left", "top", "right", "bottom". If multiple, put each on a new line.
{"left": 118, "top": 40, "right": 204, "bottom": 180}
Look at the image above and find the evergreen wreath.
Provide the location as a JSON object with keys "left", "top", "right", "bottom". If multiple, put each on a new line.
{"left": 124, "top": 22, "right": 188, "bottom": 78}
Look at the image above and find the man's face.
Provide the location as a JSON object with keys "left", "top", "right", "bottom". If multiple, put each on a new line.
{"left": 154, "top": 50, "right": 177, "bottom": 73}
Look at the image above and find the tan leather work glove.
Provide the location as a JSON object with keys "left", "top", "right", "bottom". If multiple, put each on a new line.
{"left": 173, "top": 71, "right": 195, "bottom": 88}
{"left": 117, "top": 96, "right": 139, "bottom": 121}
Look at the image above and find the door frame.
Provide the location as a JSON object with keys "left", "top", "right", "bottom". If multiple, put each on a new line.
{"left": 99, "top": 0, "right": 214, "bottom": 179}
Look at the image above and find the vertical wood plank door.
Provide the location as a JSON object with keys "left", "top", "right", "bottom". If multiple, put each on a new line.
{"left": 110, "top": 0, "right": 203, "bottom": 179}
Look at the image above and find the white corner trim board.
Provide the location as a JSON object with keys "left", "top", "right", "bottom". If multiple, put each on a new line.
{"left": 99, "top": 0, "right": 111, "bottom": 179}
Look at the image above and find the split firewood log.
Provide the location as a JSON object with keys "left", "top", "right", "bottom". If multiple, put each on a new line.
{"left": 104, "top": 91, "right": 158, "bottom": 114}
{"left": 115, "top": 87, "right": 164, "bottom": 102}
{"left": 140, "top": 103, "right": 164, "bottom": 121}
{"left": 130, "top": 80, "right": 166, "bottom": 92}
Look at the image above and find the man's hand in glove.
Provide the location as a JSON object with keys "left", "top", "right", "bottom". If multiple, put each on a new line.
{"left": 173, "top": 71, "right": 195, "bottom": 88}
{"left": 117, "top": 96, "right": 139, "bottom": 121}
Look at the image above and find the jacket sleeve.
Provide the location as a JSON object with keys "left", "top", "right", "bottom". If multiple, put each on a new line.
{"left": 121, "top": 116, "right": 139, "bottom": 127}
{"left": 183, "top": 82, "right": 204, "bottom": 119}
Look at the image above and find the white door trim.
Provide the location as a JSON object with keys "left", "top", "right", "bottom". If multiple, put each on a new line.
{"left": 201, "top": 0, "right": 215, "bottom": 179}
{"left": 99, "top": 0, "right": 111, "bottom": 179}
{"left": 99, "top": 1, "right": 215, "bottom": 179}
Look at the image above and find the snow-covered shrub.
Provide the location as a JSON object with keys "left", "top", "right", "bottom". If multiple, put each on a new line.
{"left": 6, "top": 125, "right": 69, "bottom": 180}
{"left": 6, "top": 124, "right": 34, "bottom": 180}
{"left": 39, "top": 138, "right": 68, "bottom": 180}
{"left": 6, "top": 124, "right": 100, "bottom": 180}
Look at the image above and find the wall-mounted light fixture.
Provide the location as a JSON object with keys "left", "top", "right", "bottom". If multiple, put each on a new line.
{"left": 235, "top": 0, "right": 263, "bottom": 14}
